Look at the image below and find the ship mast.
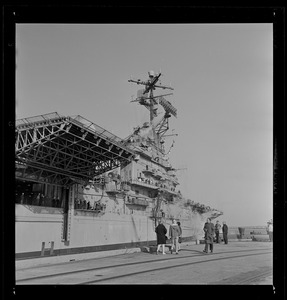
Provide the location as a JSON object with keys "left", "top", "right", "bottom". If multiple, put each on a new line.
{"left": 128, "top": 71, "right": 178, "bottom": 228}
{"left": 128, "top": 71, "right": 177, "bottom": 148}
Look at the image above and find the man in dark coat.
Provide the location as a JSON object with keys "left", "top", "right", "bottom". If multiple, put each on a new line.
{"left": 177, "top": 221, "right": 182, "bottom": 251}
{"left": 155, "top": 219, "right": 167, "bottom": 255}
{"left": 203, "top": 218, "right": 215, "bottom": 253}
{"left": 222, "top": 221, "right": 228, "bottom": 244}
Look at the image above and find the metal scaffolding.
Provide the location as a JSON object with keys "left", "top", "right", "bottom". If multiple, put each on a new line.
{"left": 15, "top": 112, "right": 136, "bottom": 186}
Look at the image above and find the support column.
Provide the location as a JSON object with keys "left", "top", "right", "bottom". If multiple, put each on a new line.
{"left": 61, "top": 184, "right": 75, "bottom": 243}
{"left": 67, "top": 184, "right": 75, "bottom": 242}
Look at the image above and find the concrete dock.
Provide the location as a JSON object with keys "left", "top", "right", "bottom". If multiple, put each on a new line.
{"left": 16, "top": 240, "right": 273, "bottom": 285}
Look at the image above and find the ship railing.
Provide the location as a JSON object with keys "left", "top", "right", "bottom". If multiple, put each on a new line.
{"left": 152, "top": 171, "right": 178, "bottom": 185}
{"left": 67, "top": 115, "right": 136, "bottom": 154}
{"left": 17, "top": 112, "right": 120, "bottom": 147}
{"left": 142, "top": 168, "right": 154, "bottom": 175}
{"left": 69, "top": 115, "right": 123, "bottom": 143}
{"left": 74, "top": 207, "right": 106, "bottom": 215}
{"left": 142, "top": 168, "right": 166, "bottom": 180}
{"left": 130, "top": 179, "right": 159, "bottom": 190}
{"left": 126, "top": 196, "right": 149, "bottom": 206}
{"left": 158, "top": 187, "right": 178, "bottom": 196}
{"left": 74, "top": 200, "right": 106, "bottom": 212}
{"left": 16, "top": 112, "right": 66, "bottom": 128}
{"left": 130, "top": 178, "right": 178, "bottom": 195}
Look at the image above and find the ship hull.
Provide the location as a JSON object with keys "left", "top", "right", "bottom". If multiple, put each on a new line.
{"left": 15, "top": 202, "right": 220, "bottom": 260}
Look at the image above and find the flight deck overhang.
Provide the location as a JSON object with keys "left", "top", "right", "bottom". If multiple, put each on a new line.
{"left": 15, "top": 112, "right": 136, "bottom": 186}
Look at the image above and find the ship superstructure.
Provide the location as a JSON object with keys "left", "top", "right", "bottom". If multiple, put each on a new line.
{"left": 15, "top": 71, "right": 222, "bottom": 260}
{"left": 124, "top": 71, "right": 179, "bottom": 226}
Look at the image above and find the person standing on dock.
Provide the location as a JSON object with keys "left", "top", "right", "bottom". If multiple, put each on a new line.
{"left": 222, "top": 221, "right": 228, "bottom": 244}
{"left": 215, "top": 220, "right": 221, "bottom": 243}
{"left": 177, "top": 221, "right": 182, "bottom": 251}
{"left": 203, "top": 218, "right": 215, "bottom": 253}
{"left": 169, "top": 219, "right": 181, "bottom": 254}
{"left": 155, "top": 219, "right": 167, "bottom": 255}
{"left": 267, "top": 221, "right": 273, "bottom": 242}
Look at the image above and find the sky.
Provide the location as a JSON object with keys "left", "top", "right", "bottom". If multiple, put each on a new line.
{"left": 16, "top": 24, "right": 273, "bottom": 227}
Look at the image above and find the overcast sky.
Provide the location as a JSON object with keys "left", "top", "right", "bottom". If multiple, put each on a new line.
{"left": 16, "top": 24, "right": 273, "bottom": 227}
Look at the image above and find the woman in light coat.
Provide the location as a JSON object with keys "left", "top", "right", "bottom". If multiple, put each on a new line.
{"left": 169, "top": 219, "right": 181, "bottom": 254}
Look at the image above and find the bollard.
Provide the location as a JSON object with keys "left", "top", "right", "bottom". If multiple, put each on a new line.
{"left": 41, "top": 242, "right": 45, "bottom": 256}
{"left": 50, "top": 241, "right": 54, "bottom": 255}
{"left": 238, "top": 227, "right": 245, "bottom": 238}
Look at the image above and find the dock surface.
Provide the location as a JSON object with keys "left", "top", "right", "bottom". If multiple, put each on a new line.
{"left": 16, "top": 241, "right": 272, "bottom": 285}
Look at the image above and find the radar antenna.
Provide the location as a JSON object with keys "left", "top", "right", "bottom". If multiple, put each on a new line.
{"left": 128, "top": 71, "right": 176, "bottom": 122}
{"left": 128, "top": 71, "right": 177, "bottom": 148}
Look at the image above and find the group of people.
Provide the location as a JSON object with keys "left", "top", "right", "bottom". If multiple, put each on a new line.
{"left": 214, "top": 220, "right": 228, "bottom": 244}
{"left": 17, "top": 192, "right": 62, "bottom": 208}
{"left": 74, "top": 198, "right": 106, "bottom": 211}
{"left": 155, "top": 218, "right": 228, "bottom": 255}
{"left": 155, "top": 219, "right": 182, "bottom": 255}
{"left": 203, "top": 219, "right": 228, "bottom": 254}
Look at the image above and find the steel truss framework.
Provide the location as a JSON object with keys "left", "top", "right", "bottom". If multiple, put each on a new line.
{"left": 16, "top": 113, "right": 136, "bottom": 186}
